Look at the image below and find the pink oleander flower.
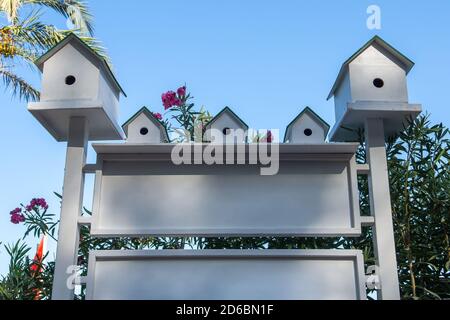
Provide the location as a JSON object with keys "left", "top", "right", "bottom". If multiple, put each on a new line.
{"left": 260, "top": 130, "right": 273, "bottom": 143}
{"left": 26, "top": 198, "right": 48, "bottom": 211}
{"left": 11, "top": 213, "right": 25, "bottom": 224}
{"left": 10, "top": 207, "right": 21, "bottom": 215}
{"left": 152, "top": 112, "right": 163, "bottom": 120}
{"left": 266, "top": 130, "right": 273, "bottom": 143}
{"left": 10, "top": 208, "right": 25, "bottom": 224}
{"left": 161, "top": 91, "right": 182, "bottom": 110}
{"left": 177, "top": 86, "right": 186, "bottom": 98}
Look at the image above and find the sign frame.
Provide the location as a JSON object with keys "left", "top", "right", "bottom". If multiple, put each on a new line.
{"left": 89, "top": 143, "right": 362, "bottom": 237}
{"left": 86, "top": 249, "right": 367, "bottom": 300}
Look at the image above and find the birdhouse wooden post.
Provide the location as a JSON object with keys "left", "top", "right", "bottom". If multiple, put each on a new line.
{"left": 328, "top": 36, "right": 423, "bottom": 300}
{"left": 328, "top": 36, "right": 422, "bottom": 142}
{"left": 27, "top": 34, "right": 126, "bottom": 300}
{"left": 28, "top": 33, "right": 126, "bottom": 141}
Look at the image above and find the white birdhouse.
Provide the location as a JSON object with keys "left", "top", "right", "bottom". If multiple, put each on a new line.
{"left": 204, "top": 107, "right": 248, "bottom": 143}
{"left": 28, "top": 34, "right": 126, "bottom": 141}
{"left": 327, "top": 36, "right": 422, "bottom": 142}
{"left": 122, "top": 107, "right": 169, "bottom": 143}
{"left": 284, "top": 107, "right": 329, "bottom": 143}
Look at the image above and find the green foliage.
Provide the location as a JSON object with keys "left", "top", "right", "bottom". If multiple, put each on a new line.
{"left": 21, "top": 204, "right": 58, "bottom": 241}
{"left": 0, "top": 240, "right": 53, "bottom": 300}
{"left": 387, "top": 115, "right": 449, "bottom": 299}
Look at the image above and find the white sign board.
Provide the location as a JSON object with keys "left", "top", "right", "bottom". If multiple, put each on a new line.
{"left": 86, "top": 250, "right": 366, "bottom": 300}
{"left": 90, "top": 144, "right": 361, "bottom": 237}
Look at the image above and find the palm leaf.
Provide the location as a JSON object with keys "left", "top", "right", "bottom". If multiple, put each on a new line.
{"left": 0, "top": 0, "right": 22, "bottom": 22}
{"left": 0, "top": 68, "right": 40, "bottom": 101}
{"left": 23, "top": 0, "right": 94, "bottom": 35}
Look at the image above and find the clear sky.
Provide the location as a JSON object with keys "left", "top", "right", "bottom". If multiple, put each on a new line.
{"left": 1, "top": 0, "right": 449, "bottom": 275}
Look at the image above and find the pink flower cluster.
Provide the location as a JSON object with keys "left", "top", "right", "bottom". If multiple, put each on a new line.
{"left": 152, "top": 112, "right": 163, "bottom": 120}
{"left": 26, "top": 198, "right": 48, "bottom": 212}
{"left": 10, "top": 208, "right": 25, "bottom": 224}
{"left": 161, "top": 86, "right": 186, "bottom": 110}
{"left": 162, "top": 91, "right": 181, "bottom": 110}
{"left": 177, "top": 86, "right": 186, "bottom": 98}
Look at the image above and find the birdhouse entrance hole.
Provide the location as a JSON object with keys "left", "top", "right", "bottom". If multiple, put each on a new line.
{"left": 373, "top": 78, "right": 384, "bottom": 88}
{"left": 304, "top": 128, "right": 313, "bottom": 136}
{"left": 65, "top": 75, "right": 76, "bottom": 85}
{"left": 223, "top": 127, "right": 231, "bottom": 135}
{"left": 140, "top": 127, "right": 149, "bottom": 135}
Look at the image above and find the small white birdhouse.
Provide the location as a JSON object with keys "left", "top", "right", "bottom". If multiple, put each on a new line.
{"left": 328, "top": 36, "right": 422, "bottom": 142}
{"left": 122, "top": 107, "right": 169, "bottom": 143}
{"left": 204, "top": 107, "right": 248, "bottom": 143}
{"left": 28, "top": 34, "right": 126, "bottom": 141}
{"left": 284, "top": 107, "right": 330, "bottom": 143}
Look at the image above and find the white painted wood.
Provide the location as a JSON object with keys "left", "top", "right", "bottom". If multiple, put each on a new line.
{"left": 52, "top": 117, "right": 88, "bottom": 300}
{"left": 90, "top": 144, "right": 361, "bottom": 237}
{"left": 356, "top": 164, "right": 370, "bottom": 175}
{"left": 124, "top": 112, "right": 166, "bottom": 143}
{"left": 28, "top": 38, "right": 124, "bottom": 141}
{"left": 334, "top": 71, "right": 352, "bottom": 122}
{"left": 332, "top": 39, "right": 410, "bottom": 123}
{"left": 83, "top": 163, "right": 99, "bottom": 174}
{"left": 28, "top": 100, "right": 125, "bottom": 141}
{"left": 86, "top": 250, "right": 366, "bottom": 300}
{"left": 40, "top": 43, "right": 100, "bottom": 102}
{"left": 91, "top": 142, "right": 359, "bottom": 155}
{"left": 205, "top": 109, "right": 247, "bottom": 143}
{"left": 349, "top": 44, "right": 408, "bottom": 103}
{"left": 360, "top": 216, "right": 375, "bottom": 227}
{"left": 77, "top": 216, "right": 92, "bottom": 226}
{"left": 286, "top": 112, "right": 327, "bottom": 143}
{"left": 329, "top": 101, "right": 422, "bottom": 142}
{"left": 329, "top": 37, "right": 421, "bottom": 142}
{"left": 365, "top": 118, "right": 400, "bottom": 300}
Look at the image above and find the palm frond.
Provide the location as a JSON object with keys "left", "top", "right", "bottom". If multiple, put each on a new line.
{"left": 6, "top": 14, "right": 109, "bottom": 63}
{"left": 0, "top": 0, "right": 22, "bottom": 23}
{"left": 0, "top": 68, "right": 40, "bottom": 101}
{"left": 23, "top": 0, "right": 94, "bottom": 35}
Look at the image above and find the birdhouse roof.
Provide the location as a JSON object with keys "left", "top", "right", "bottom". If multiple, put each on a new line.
{"left": 122, "top": 107, "right": 169, "bottom": 142}
{"left": 35, "top": 33, "right": 126, "bottom": 97}
{"left": 283, "top": 107, "right": 330, "bottom": 142}
{"left": 327, "top": 35, "right": 415, "bottom": 100}
{"left": 205, "top": 106, "right": 249, "bottom": 130}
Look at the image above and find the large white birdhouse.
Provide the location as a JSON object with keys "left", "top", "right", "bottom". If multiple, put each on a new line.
{"left": 328, "top": 36, "right": 421, "bottom": 142}
{"left": 204, "top": 107, "right": 248, "bottom": 143}
{"left": 284, "top": 107, "right": 329, "bottom": 143}
{"left": 122, "top": 107, "right": 169, "bottom": 143}
{"left": 28, "top": 34, "right": 126, "bottom": 141}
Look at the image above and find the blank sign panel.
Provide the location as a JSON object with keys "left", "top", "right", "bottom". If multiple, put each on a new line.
{"left": 90, "top": 145, "right": 360, "bottom": 237}
{"left": 86, "top": 250, "right": 366, "bottom": 300}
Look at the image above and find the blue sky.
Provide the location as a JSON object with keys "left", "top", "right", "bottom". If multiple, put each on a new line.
{"left": 1, "top": 0, "right": 449, "bottom": 274}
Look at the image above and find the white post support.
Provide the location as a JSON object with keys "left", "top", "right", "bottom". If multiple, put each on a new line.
{"left": 365, "top": 118, "right": 400, "bottom": 300}
{"left": 52, "top": 117, "right": 89, "bottom": 300}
